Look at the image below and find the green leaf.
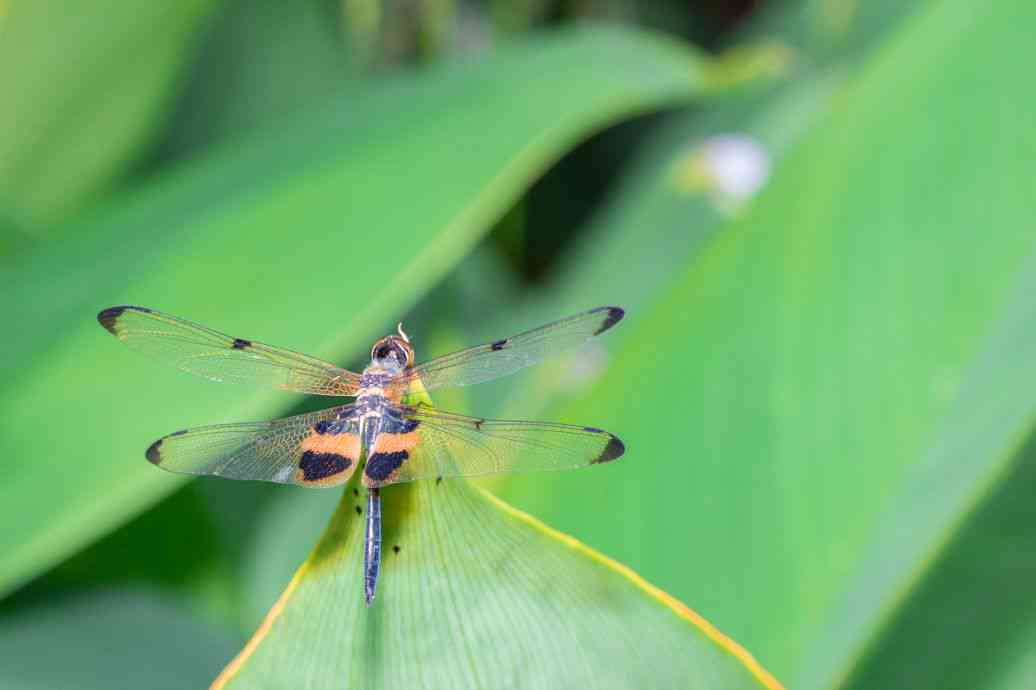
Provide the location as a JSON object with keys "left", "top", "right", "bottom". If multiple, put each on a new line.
{"left": 213, "top": 478, "right": 782, "bottom": 690}
{"left": 0, "top": 0, "right": 220, "bottom": 230}
{"left": 497, "top": 1, "right": 1036, "bottom": 687}
{"left": 159, "top": 0, "right": 358, "bottom": 157}
{"left": 0, "top": 589, "right": 241, "bottom": 690}
{"left": 0, "top": 25, "right": 706, "bottom": 598}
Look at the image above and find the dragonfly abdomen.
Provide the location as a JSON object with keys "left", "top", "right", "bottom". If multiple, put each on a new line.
{"left": 364, "top": 487, "right": 381, "bottom": 607}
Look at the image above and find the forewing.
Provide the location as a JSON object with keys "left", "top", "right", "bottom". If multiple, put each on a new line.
{"left": 98, "top": 306, "right": 362, "bottom": 395}
{"left": 146, "top": 404, "right": 361, "bottom": 487}
{"left": 402, "top": 306, "right": 623, "bottom": 392}
{"left": 362, "top": 405, "right": 624, "bottom": 486}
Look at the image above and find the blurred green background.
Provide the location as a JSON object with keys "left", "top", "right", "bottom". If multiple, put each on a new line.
{"left": 2, "top": 0, "right": 1036, "bottom": 688}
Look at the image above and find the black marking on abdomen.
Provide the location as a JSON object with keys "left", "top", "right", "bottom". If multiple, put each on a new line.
{"left": 366, "top": 451, "right": 408, "bottom": 480}
{"left": 299, "top": 450, "right": 351, "bottom": 481}
{"left": 232, "top": 338, "right": 252, "bottom": 350}
{"left": 591, "top": 435, "right": 625, "bottom": 464}
{"left": 315, "top": 413, "right": 359, "bottom": 436}
{"left": 383, "top": 415, "right": 420, "bottom": 434}
{"left": 491, "top": 339, "right": 508, "bottom": 351}
{"left": 593, "top": 306, "right": 625, "bottom": 335}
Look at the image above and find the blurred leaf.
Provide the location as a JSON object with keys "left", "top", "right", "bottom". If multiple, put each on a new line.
{"left": 463, "top": 65, "right": 840, "bottom": 423}
{"left": 735, "top": 0, "right": 920, "bottom": 64}
{"left": 19, "top": 483, "right": 241, "bottom": 624}
{"left": 498, "top": 1, "right": 1036, "bottom": 687}
{"left": 0, "top": 589, "right": 241, "bottom": 690}
{"left": 239, "top": 484, "right": 340, "bottom": 631}
{"left": 158, "top": 0, "right": 356, "bottom": 160}
{"left": 0, "top": 25, "right": 706, "bottom": 598}
{"left": 214, "top": 477, "right": 782, "bottom": 690}
{"left": 0, "top": 0, "right": 220, "bottom": 231}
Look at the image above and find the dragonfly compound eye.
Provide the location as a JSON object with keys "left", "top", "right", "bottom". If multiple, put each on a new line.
{"left": 371, "top": 337, "right": 412, "bottom": 367}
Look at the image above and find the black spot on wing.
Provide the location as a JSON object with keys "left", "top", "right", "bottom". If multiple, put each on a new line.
{"left": 365, "top": 451, "right": 408, "bottom": 481}
{"left": 393, "top": 545, "right": 400, "bottom": 554}
{"left": 591, "top": 434, "right": 625, "bottom": 464}
{"left": 98, "top": 306, "right": 156, "bottom": 334}
{"left": 299, "top": 451, "right": 351, "bottom": 481}
{"left": 97, "top": 306, "right": 126, "bottom": 333}
{"left": 490, "top": 339, "right": 508, "bottom": 351}
{"left": 355, "top": 505, "right": 362, "bottom": 515}
{"left": 146, "top": 429, "right": 187, "bottom": 465}
{"left": 145, "top": 438, "right": 162, "bottom": 465}
{"left": 232, "top": 338, "right": 252, "bottom": 350}
{"left": 593, "top": 306, "right": 625, "bottom": 336}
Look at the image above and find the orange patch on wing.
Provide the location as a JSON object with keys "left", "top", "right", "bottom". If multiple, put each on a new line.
{"left": 361, "top": 430, "right": 422, "bottom": 487}
{"left": 373, "top": 430, "right": 420, "bottom": 455}
{"left": 301, "top": 431, "right": 360, "bottom": 458}
{"left": 293, "top": 431, "right": 360, "bottom": 486}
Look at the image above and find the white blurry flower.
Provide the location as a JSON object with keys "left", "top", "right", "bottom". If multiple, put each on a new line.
{"left": 675, "top": 134, "right": 772, "bottom": 216}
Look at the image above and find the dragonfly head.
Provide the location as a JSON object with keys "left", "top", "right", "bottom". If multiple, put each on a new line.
{"left": 370, "top": 333, "right": 414, "bottom": 371}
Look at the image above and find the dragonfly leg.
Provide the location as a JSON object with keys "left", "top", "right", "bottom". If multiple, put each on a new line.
{"left": 364, "top": 487, "right": 382, "bottom": 607}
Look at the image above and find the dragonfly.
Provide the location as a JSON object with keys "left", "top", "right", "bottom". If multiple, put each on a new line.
{"left": 98, "top": 305, "right": 625, "bottom": 606}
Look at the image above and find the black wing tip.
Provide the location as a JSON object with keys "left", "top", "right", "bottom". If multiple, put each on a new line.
{"left": 145, "top": 438, "right": 163, "bottom": 465}
{"left": 97, "top": 306, "right": 127, "bottom": 333}
{"left": 591, "top": 434, "right": 625, "bottom": 464}
{"left": 97, "top": 305, "right": 151, "bottom": 334}
{"left": 593, "top": 306, "right": 625, "bottom": 336}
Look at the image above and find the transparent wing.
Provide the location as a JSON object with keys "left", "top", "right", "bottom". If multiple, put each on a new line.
{"left": 401, "top": 306, "right": 623, "bottom": 392}
{"left": 145, "top": 404, "right": 361, "bottom": 487}
{"left": 98, "top": 306, "right": 362, "bottom": 396}
{"left": 363, "top": 404, "right": 624, "bottom": 486}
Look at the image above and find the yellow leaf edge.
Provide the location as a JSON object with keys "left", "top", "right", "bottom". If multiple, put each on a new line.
{"left": 479, "top": 489, "right": 785, "bottom": 690}
{"left": 211, "top": 487, "right": 785, "bottom": 690}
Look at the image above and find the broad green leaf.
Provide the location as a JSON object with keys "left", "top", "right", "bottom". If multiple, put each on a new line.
{"left": 213, "top": 477, "right": 782, "bottom": 690}
{"left": 23, "top": 482, "right": 242, "bottom": 622}
{"left": 735, "top": 0, "right": 922, "bottom": 64}
{"left": 467, "top": 63, "right": 841, "bottom": 424}
{"left": 0, "top": 25, "right": 706, "bottom": 598}
{"left": 159, "top": 0, "right": 357, "bottom": 158}
{"left": 497, "top": 1, "right": 1036, "bottom": 687}
{"left": 0, "top": 589, "right": 241, "bottom": 690}
{"left": 0, "top": 0, "right": 220, "bottom": 231}
{"left": 240, "top": 484, "right": 341, "bottom": 630}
